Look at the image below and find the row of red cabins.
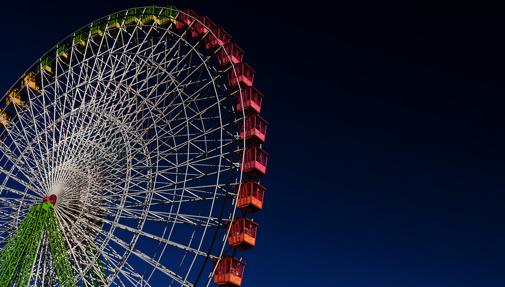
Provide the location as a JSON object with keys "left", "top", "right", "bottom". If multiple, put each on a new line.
{"left": 176, "top": 9, "right": 268, "bottom": 287}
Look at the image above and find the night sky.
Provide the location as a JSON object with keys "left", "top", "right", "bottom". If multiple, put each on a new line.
{"left": 1, "top": 1, "right": 504, "bottom": 286}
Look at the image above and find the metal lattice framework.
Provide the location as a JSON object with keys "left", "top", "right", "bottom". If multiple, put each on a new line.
{"left": 0, "top": 6, "right": 267, "bottom": 287}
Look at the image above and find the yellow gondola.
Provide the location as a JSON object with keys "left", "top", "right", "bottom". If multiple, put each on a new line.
{"left": 142, "top": 7, "right": 161, "bottom": 25}
{"left": 90, "top": 21, "right": 105, "bottom": 40}
{"left": 40, "top": 57, "right": 54, "bottom": 74}
{"left": 73, "top": 32, "right": 87, "bottom": 51}
{"left": 107, "top": 13, "right": 123, "bottom": 30}
{"left": 124, "top": 9, "right": 141, "bottom": 26}
{"left": 159, "top": 6, "right": 178, "bottom": 26}
{"left": 23, "top": 72, "right": 40, "bottom": 90}
{"left": 57, "top": 45, "right": 69, "bottom": 61}
{"left": 7, "top": 89, "right": 26, "bottom": 107}
{"left": 0, "top": 110, "right": 10, "bottom": 126}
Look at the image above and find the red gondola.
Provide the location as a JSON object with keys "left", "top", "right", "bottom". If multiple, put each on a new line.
{"left": 228, "top": 218, "right": 258, "bottom": 250}
{"left": 235, "top": 86, "right": 263, "bottom": 113}
{"left": 218, "top": 42, "right": 244, "bottom": 66}
{"left": 237, "top": 181, "right": 265, "bottom": 212}
{"left": 192, "top": 16, "right": 216, "bottom": 37}
{"left": 240, "top": 114, "right": 267, "bottom": 144}
{"left": 228, "top": 63, "right": 255, "bottom": 87}
{"left": 175, "top": 9, "right": 198, "bottom": 30}
{"left": 241, "top": 147, "right": 268, "bottom": 177}
{"left": 205, "top": 26, "right": 231, "bottom": 49}
{"left": 214, "top": 257, "right": 246, "bottom": 287}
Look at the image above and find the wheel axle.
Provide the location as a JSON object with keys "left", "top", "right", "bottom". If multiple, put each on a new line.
{"left": 42, "top": 194, "right": 57, "bottom": 205}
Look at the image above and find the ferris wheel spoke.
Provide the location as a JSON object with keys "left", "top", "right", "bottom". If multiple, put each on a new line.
{"left": 84, "top": 212, "right": 219, "bottom": 260}
{"left": 113, "top": 236, "right": 192, "bottom": 287}
{"left": 0, "top": 166, "right": 42, "bottom": 197}
{"left": 157, "top": 147, "right": 237, "bottom": 176}
{"left": 106, "top": 247, "right": 154, "bottom": 287}
{"left": 0, "top": 140, "right": 45, "bottom": 194}
{"left": 4, "top": 125, "right": 42, "bottom": 174}
{"left": 101, "top": 191, "right": 227, "bottom": 211}
{"left": 23, "top": 84, "right": 55, "bottom": 187}
{"left": 55, "top": 209, "right": 100, "bottom": 285}
{"left": 156, "top": 131, "right": 236, "bottom": 168}
{"left": 0, "top": 185, "right": 39, "bottom": 201}
{"left": 163, "top": 99, "right": 229, "bottom": 144}
{"left": 6, "top": 112, "right": 54, "bottom": 191}
{"left": 61, "top": 227, "right": 114, "bottom": 286}
{"left": 62, "top": 229, "right": 117, "bottom": 287}
{"left": 100, "top": 244, "right": 132, "bottom": 281}
{"left": 0, "top": 195, "right": 38, "bottom": 210}
{"left": 154, "top": 166, "right": 235, "bottom": 192}
{"left": 107, "top": 207, "right": 222, "bottom": 228}
{"left": 113, "top": 184, "right": 230, "bottom": 202}
{"left": 114, "top": 267, "right": 146, "bottom": 287}
{"left": 126, "top": 51, "right": 209, "bottom": 103}
{"left": 80, "top": 216, "right": 193, "bottom": 287}
{"left": 56, "top": 211, "right": 127, "bottom": 286}
{"left": 97, "top": 50, "right": 196, "bottom": 126}
{"left": 50, "top": 122, "right": 123, "bottom": 174}
{"left": 119, "top": 172, "right": 234, "bottom": 206}
{"left": 149, "top": 119, "right": 235, "bottom": 156}
{"left": 46, "top": 70, "right": 81, "bottom": 182}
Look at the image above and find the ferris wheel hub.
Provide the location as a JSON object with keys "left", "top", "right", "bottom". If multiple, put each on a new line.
{"left": 42, "top": 194, "right": 58, "bottom": 205}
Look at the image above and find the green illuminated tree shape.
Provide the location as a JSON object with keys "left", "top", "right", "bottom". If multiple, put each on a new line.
{"left": 0, "top": 202, "right": 77, "bottom": 287}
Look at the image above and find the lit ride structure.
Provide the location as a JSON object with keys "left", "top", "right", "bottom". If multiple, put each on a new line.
{"left": 0, "top": 6, "right": 268, "bottom": 287}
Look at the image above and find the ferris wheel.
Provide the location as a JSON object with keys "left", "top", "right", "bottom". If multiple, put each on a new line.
{"left": 0, "top": 6, "right": 268, "bottom": 287}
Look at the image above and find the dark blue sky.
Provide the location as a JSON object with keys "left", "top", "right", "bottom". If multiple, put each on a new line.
{"left": 2, "top": 1, "right": 505, "bottom": 286}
